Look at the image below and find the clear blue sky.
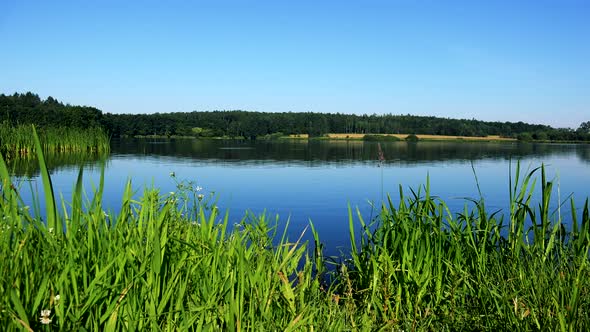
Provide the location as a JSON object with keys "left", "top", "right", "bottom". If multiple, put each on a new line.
{"left": 1, "top": 0, "right": 588, "bottom": 128}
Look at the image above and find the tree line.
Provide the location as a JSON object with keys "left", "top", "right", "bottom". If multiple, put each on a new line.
{"left": 0, "top": 92, "right": 103, "bottom": 129}
{"left": 1, "top": 92, "right": 589, "bottom": 141}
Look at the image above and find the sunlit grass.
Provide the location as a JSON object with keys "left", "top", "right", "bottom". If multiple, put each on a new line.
{"left": 0, "top": 130, "right": 588, "bottom": 330}
{"left": 341, "top": 166, "right": 590, "bottom": 330}
{"left": 0, "top": 123, "right": 109, "bottom": 158}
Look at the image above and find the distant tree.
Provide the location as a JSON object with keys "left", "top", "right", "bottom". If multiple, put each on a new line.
{"left": 533, "top": 131, "right": 548, "bottom": 141}
{"left": 517, "top": 132, "right": 533, "bottom": 141}
{"left": 578, "top": 121, "right": 590, "bottom": 133}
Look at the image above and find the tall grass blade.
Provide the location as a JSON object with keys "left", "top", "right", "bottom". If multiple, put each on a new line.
{"left": 32, "top": 125, "right": 58, "bottom": 232}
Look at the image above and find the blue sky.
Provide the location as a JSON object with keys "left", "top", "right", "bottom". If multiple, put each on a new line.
{"left": 1, "top": 0, "right": 588, "bottom": 128}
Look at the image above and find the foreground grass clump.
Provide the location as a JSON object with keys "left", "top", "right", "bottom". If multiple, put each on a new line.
{"left": 341, "top": 167, "right": 590, "bottom": 330}
{"left": 0, "top": 131, "right": 342, "bottom": 330}
{"left": 0, "top": 123, "right": 109, "bottom": 158}
{"left": 1, "top": 131, "right": 589, "bottom": 330}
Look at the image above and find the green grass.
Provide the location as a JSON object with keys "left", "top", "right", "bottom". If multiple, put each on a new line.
{"left": 0, "top": 123, "right": 110, "bottom": 158}
{"left": 0, "top": 131, "right": 589, "bottom": 330}
{"left": 341, "top": 167, "right": 590, "bottom": 330}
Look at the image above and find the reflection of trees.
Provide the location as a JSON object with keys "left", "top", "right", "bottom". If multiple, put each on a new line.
{"left": 13, "top": 140, "right": 583, "bottom": 175}
{"left": 110, "top": 139, "right": 580, "bottom": 167}
{"left": 7, "top": 152, "right": 105, "bottom": 177}
{"left": 576, "top": 145, "right": 590, "bottom": 164}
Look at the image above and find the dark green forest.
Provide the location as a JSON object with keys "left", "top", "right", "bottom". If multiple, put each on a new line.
{"left": 2, "top": 92, "right": 589, "bottom": 141}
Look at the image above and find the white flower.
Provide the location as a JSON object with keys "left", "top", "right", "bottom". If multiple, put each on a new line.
{"left": 195, "top": 186, "right": 203, "bottom": 192}
{"left": 54, "top": 294, "right": 60, "bottom": 302}
{"left": 40, "top": 309, "right": 52, "bottom": 324}
{"left": 48, "top": 228, "right": 54, "bottom": 233}
{"left": 40, "top": 316, "right": 52, "bottom": 324}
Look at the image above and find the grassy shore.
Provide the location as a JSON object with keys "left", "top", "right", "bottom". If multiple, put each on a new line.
{"left": 1, "top": 131, "right": 589, "bottom": 330}
{"left": 0, "top": 123, "right": 110, "bottom": 158}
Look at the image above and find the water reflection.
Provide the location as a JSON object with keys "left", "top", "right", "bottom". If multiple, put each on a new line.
{"left": 7, "top": 152, "right": 105, "bottom": 177}
{"left": 576, "top": 145, "right": 590, "bottom": 163}
{"left": 8, "top": 139, "right": 589, "bottom": 176}
{"left": 110, "top": 138, "right": 589, "bottom": 166}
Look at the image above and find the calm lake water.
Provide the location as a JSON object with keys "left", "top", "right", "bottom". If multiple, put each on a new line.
{"left": 12, "top": 139, "right": 590, "bottom": 257}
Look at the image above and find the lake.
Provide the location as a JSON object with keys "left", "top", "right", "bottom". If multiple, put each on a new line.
{"left": 12, "top": 139, "right": 590, "bottom": 257}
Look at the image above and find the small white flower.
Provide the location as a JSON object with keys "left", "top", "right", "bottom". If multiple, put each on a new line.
{"left": 195, "top": 186, "right": 203, "bottom": 192}
{"left": 54, "top": 294, "right": 60, "bottom": 302}
{"left": 48, "top": 228, "right": 54, "bottom": 233}
{"left": 40, "top": 316, "right": 52, "bottom": 324}
{"left": 40, "top": 309, "right": 52, "bottom": 324}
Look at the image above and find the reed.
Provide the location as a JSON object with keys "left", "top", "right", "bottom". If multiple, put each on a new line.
{"left": 341, "top": 166, "right": 590, "bottom": 330}
{"left": 0, "top": 131, "right": 589, "bottom": 330}
{"left": 0, "top": 123, "right": 110, "bottom": 158}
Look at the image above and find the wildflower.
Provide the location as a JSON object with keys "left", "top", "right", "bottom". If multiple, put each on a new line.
{"left": 197, "top": 194, "right": 204, "bottom": 201}
{"left": 169, "top": 172, "right": 175, "bottom": 177}
{"left": 48, "top": 228, "right": 54, "bottom": 233}
{"left": 195, "top": 186, "right": 203, "bottom": 192}
{"left": 54, "top": 294, "right": 61, "bottom": 302}
{"left": 40, "top": 309, "right": 52, "bottom": 324}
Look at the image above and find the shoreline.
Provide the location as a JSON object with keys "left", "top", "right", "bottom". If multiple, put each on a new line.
{"left": 127, "top": 133, "right": 589, "bottom": 144}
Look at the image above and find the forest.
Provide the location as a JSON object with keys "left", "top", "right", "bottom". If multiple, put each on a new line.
{"left": 1, "top": 92, "right": 589, "bottom": 141}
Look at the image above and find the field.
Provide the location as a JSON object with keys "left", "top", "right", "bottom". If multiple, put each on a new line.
{"left": 285, "top": 133, "right": 516, "bottom": 141}
{"left": 325, "top": 133, "right": 516, "bottom": 141}
{"left": 1, "top": 131, "right": 589, "bottom": 330}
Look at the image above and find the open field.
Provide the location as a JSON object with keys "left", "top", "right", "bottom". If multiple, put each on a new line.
{"left": 325, "top": 133, "right": 517, "bottom": 141}
{"left": 286, "top": 133, "right": 516, "bottom": 141}
{"left": 1, "top": 130, "right": 589, "bottom": 330}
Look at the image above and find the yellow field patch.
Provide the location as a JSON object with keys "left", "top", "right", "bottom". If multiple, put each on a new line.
{"left": 287, "top": 134, "right": 309, "bottom": 138}
{"left": 326, "top": 133, "right": 516, "bottom": 141}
